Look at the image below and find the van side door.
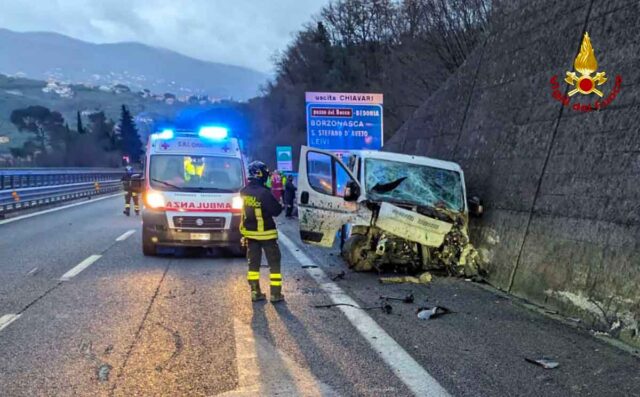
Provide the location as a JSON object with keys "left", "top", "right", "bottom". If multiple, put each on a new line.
{"left": 297, "top": 146, "right": 360, "bottom": 247}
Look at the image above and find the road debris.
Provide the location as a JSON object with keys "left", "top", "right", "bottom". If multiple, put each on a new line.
{"left": 379, "top": 272, "right": 432, "bottom": 284}
{"left": 416, "top": 306, "right": 453, "bottom": 320}
{"left": 97, "top": 364, "right": 112, "bottom": 382}
{"left": 314, "top": 302, "right": 393, "bottom": 314}
{"left": 380, "top": 293, "right": 414, "bottom": 303}
{"left": 302, "top": 265, "right": 318, "bottom": 269}
{"left": 331, "top": 271, "right": 346, "bottom": 281}
{"left": 525, "top": 357, "right": 559, "bottom": 369}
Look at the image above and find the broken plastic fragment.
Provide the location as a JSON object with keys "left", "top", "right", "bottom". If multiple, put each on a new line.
{"left": 525, "top": 357, "right": 559, "bottom": 369}
{"left": 416, "top": 306, "right": 452, "bottom": 320}
{"left": 97, "top": 364, "right": 113, "bottom": 382}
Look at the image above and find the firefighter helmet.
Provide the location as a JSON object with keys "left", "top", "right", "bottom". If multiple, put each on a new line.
{"left": 247, "top": 161, "right": 270, "bottom": 184}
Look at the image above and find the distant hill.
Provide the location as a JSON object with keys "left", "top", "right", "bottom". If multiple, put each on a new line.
{"left": 0, "top": 28, "right": 267, "bottom": 100}
{"left": 0, "top": 73, "right": 232, "bottom": 154}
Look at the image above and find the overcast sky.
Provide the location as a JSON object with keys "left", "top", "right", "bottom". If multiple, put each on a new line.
{"left": 0, "top": 0, "right": 332, "bottom": 74}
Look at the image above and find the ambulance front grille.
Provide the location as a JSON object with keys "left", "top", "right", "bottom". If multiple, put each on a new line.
{"left": 173, "top": 216, "right": 225, "bottom": 229}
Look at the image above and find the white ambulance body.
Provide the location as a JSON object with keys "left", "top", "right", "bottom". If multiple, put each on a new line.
{"left": 141, "top": 127, "right": 245, "bottom": 255}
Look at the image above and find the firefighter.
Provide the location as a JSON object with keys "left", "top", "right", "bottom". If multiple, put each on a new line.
{"left": 122, "top": 166, "right": 141, "bottom": 216}
{"left": 240, "top": 161, "right": 284, "bottom": 303}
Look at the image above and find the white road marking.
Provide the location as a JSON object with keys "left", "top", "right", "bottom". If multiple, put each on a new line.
{"left": 26, "top": 267, "right": 39, "bottom": 276}
{"left": 116, "top": 229, "right": 136, "bottom": 241}
{"left": 60, "top": 254, "right": 102, "bottom": 281}
{"left": 0, "top": 193, "right": 122, "bottom": 226}
{"left": 279, "top": 233, "right": 451, "bottom": 397}
{"left": 0, "top": 314, "right": 21, "bottom": 332}
{"left": 221, "top": 318, "right": 338, "bottom": 396}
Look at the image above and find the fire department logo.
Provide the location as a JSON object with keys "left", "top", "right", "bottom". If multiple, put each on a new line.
{"left": 550, "top": 31, "right": 622, "bottom": 113}
{"left": 565, "top": 32, "right": 606, "bottom": 96}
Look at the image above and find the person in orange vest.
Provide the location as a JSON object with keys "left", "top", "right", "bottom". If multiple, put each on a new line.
{"left": 270, "top": 170, "right": 284, "bottom": 203}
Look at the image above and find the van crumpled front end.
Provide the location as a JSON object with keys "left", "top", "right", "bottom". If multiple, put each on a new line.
{"left": 343, "top": 201, "right": 483, "bottom": 277}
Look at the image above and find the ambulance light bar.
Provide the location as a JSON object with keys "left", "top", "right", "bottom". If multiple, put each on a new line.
{"left": 151, "top": 129, "right": 174, "bottom": 140}
{"left": 199, "top": 126, "right": 228, "bottom": 140}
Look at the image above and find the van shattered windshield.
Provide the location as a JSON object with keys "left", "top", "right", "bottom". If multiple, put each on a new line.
{"left": 149, "top": 155, "right": 243, "bottom": 193}
{"left": 365, "top": 158, "right": 464, "bottom": 212}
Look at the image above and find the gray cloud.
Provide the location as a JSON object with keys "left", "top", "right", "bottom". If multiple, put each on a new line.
{"left": 0, "top": 0, "right": 331, "bottom": 72}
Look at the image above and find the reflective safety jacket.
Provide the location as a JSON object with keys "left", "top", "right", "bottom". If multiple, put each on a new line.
{"left": 183, "top": 157, "right": 205, "bottom": 182}
{"left": 240, "top": 181, "right": 283, "bottom": 240}
{"left": 121, "top": 172, "right": 143, "bottom": 192}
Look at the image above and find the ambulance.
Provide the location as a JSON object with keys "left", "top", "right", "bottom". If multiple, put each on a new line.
{"left": 141, "top": 127, "right": 246, "bottom": 256}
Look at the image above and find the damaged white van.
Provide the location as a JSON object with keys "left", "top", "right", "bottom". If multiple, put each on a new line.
{"left": 297, "top": 146, "right": 483, "bottom": 275}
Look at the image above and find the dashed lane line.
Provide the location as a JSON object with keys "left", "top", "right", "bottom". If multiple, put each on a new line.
{"left": 0, "top": 193, "right": 123, "bottom": 225}
{"left": 279, "top": 233, "right": 451, "bottom": 397}
{"left": 1, "top": 228, "right": 135, "bottom": 333}
{"left": 60, "top": 254, "right": 102, "bottom": 281}
{"left": 116, "top": 229, "right": 136, "bottom": 241}
{"left": 0, "top": 314, "right": 21, "bottom": 333}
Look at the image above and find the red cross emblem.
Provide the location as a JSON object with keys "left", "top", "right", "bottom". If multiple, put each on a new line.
{"left": 161, "top": 142, "right": 169, "bottom": 150}
{"left": 222, "top": 145, "right": 230, "bottom": 152}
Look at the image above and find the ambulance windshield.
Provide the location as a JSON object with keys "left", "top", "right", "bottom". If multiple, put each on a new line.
{"left": 149, "top": 155, "right": 243, "bottom": 192}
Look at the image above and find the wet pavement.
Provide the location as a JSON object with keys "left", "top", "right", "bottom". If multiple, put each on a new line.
{"left": 0, "top": 196, "right": 638, "bottom": 396}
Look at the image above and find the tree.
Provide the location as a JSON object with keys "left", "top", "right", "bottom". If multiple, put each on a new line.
{"left": 118, "top": 105, "right": 143, "bottom": 163}
{"left": 77, "top": 111, "right": 85, "bottom": 134}
{"left": 88, "top": 111, "right": 117, "bottom": 151}
{"left": 245, "top": 0, "right": 492, "bottom": 165}
{"left": 10, "top": 105, "right": 68, "bottom": 164}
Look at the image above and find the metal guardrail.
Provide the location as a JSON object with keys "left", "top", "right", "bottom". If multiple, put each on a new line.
{"left": 0, "top": 168, "right": 124, "bottom": 216}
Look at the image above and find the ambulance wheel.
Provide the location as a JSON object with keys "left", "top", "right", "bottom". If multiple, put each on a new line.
{"left": 142, "top": 230, "right": 157, "bottom": 256}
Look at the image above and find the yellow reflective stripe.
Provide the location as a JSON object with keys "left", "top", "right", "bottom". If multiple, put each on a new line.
{"left": 255, "top": 208, "right": 264, "bottom": 232}
{"left": 247, "top": 271, "right": 260, "bottom": 281}
{"left": 243, "top": 234, "right": 278, "bottom": 241}
{"left": 269, "top": 273, "right": 282, "bottom": 280}
{"left": 240, "top": 228, "right": 278, "bottom": 239}
{"left": 270, "top": 281, "right": 282, "bottom": 286}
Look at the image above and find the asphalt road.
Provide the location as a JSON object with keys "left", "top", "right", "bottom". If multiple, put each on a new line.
{"left": 0, "top": 196, "right": 638, "bottom": 396}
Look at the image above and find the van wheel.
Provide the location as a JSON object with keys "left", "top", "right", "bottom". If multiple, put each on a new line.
{"left": 142, "top": 230, "right": 157, "bottom": 256}
{"left": 343, "top": 234, "right": 373, "bottom": 272}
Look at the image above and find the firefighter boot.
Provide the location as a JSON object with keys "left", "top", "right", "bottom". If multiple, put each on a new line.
{"left": 270, "top": 286, "right": 285, "bottom": 303}
{"left": 123, "top": 208, "right": 130, "bottom": 216}
{"left": 250, "top": 281, "right": 266, "bottom": 302}
{"left": 269, "top": 272, "right": 284, "bottom": 303}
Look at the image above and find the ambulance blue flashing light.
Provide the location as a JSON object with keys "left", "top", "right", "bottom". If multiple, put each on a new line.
{"left": 199, "top": 126, "right": 228, "bottom": 140}
{"left": 151, "top": 129, "right": 174, "bottom": 140}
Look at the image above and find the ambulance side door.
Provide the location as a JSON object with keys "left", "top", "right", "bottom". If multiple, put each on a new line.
{"left": 297, "top": 146, "right": 360, "bottom": 247}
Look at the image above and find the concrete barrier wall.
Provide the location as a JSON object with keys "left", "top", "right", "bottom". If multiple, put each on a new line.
{"left": 385, "top": 0, "right": 639, "bottom": 346}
